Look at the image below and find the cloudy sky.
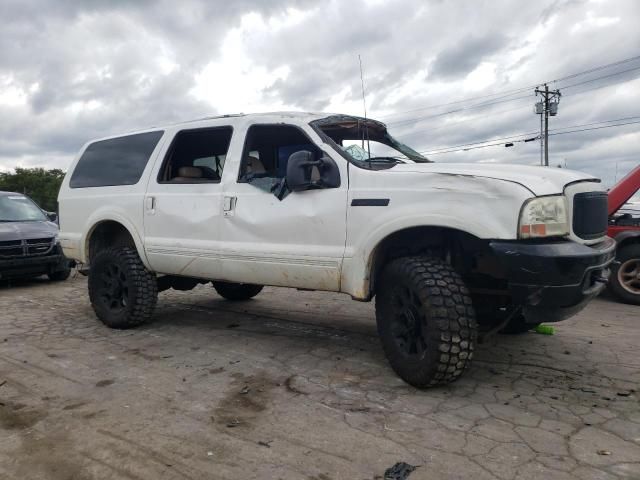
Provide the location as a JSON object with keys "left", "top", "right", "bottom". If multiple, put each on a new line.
{"left": 1, "top": 0, "right": 639, "bottom": 187}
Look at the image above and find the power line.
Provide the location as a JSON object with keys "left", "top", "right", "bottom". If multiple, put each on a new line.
{"left": 549, "top": 119, "right": 640, "bottom": 136}
{"left": 419, "top": 118, "right": 640, "bottom": 156}
{"left": 421, "top": 115, "right": 640, "bottom": 154}
{"left": 561, "top": 65, "right": 640, "bottom": 90}
{"left": 420, "top": 131, "right": 540, "bottom": 155}
{"left": 397, "top": 104, "right": 530, "bottom": 139}
{"left": 421, "top": 138, "right": 535, "bottom": 156}
{"left": 564, "top": 72, "right": 640, "bottom": 98}
{"left": 386, "top": 94, "right": 533, "bottom": 127}
{"left": 378, "top": 87, "right": 534, "bottom": 119}
{"left": 388, "top": 67, "right": 640, "bottom": 130}
{"left": 551, "top": 115, "right": 640, "bottom": 132}
{"left": 550, "top": 54, "right": 640, "bottom": 83}
{"left": 379, "top": 54, "right": 640, "bottom": 121}
{"left": 394, "top": 72, "right": 640, "bottom": 140}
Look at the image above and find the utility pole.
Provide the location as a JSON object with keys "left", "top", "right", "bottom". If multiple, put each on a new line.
{"left": 544, "top": 84, "right": 549, "bottom": 167}
{"left": 534, "top": 84, "right": 561, "bottom": 166}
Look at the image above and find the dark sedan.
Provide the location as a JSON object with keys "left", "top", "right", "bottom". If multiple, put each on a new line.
{"left": 0, "top": 191, "right": 71, "bottom": 281}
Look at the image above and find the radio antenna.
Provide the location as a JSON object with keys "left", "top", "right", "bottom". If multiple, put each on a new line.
{"left": 358, "top": 54, "right": 371, "bottom": 165}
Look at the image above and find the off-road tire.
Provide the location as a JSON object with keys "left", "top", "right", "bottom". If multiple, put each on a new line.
{"left": 375, "top": 256, "right": 477, "bottom": 388}
{"left": 48, "top": 267, "right": 71, "bottom": 282}
{"left": 500, "top": 315, "right": 540, "bottom": 334}
{"left": 88, "top": 247, "right": 158, "bottom": 329}
{"left": 213, "top": 282, "right": 263, "bottom": 301}
{"left": 609, "top": 244, "right": 640, "bottom": 305}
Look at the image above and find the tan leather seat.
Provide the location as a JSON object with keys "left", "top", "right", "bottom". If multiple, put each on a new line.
{"left": 171, "top": 166, "right": 210, "bottom": 182}
{"left": 245, "top": 156, "right": 266, "bottom": 175}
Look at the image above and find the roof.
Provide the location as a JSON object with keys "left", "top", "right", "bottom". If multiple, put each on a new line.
{"left": 153, "top": 111, "right": 385, "bottom": 130}
{"left": 164, "top": 111, "right": 330, "bottom": 128}
{"left": 0, "top": 191, "right": 23, "bottom": 197}
{"left": 88, "top": 111, "right": 386, "bottom": 145}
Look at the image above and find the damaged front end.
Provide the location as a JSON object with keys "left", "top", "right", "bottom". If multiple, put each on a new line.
{"left": 489, "top": 237, "right": 616, "bottom": 323}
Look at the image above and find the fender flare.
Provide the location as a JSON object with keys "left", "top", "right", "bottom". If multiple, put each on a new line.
{"left": 341, "top": 215, "right": 497, "bottom": 299}
{"left": 614, "top": 230, "right": 640, "bottom": 253}
{"left": 613, "top": 230, "right": 640, "bottom": 249}
{"left": 81, "top": 209, "right": 151, "bottom": 270}
{"left": 359, "top": 214, "right": 496, "bottom": 264}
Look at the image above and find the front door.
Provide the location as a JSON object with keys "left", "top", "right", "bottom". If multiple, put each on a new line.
{"left": 217, "top": 123, "right": 348, "bottom": 291}
{"left": 143, "top": 125, "right": 234, "bottom": 278}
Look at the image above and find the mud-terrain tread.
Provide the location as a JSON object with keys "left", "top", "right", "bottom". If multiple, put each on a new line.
{"left": 88, "top": 247, "right": 157, "bottom": 329}
{"left": 609, "top": 244, "right": 640, "bottom": 305}
{"left": 376, "top": 256, "right": 477, "bottom": 388}
{"left": 212, "top": 282, "right": 263, "bottom": 301}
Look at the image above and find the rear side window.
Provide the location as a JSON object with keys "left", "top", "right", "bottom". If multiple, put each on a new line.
{"left": 70, "top": 131, "right": 164, "bottom": 188}
{"left": 158, "top": 127, "right": 233, "bottom": 183}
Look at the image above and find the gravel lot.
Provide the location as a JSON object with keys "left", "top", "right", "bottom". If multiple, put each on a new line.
{"left": 0, "top": 275, "right": 638, "bottom": 480}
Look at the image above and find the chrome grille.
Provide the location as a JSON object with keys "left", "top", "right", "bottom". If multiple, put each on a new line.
{"left": 0, "top": 240, "right": 24, "bottom": 257}
{"left": 0, "top": 237, "right": 54, "bottom": 258}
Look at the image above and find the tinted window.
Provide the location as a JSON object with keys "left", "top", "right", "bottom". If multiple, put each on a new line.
{"left": 70, "top": 131, "right": 164, "bottom": 188}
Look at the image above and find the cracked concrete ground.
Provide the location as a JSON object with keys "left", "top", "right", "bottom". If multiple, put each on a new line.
{"left": 0, "top": 276, "right": 638, "bottom": 480}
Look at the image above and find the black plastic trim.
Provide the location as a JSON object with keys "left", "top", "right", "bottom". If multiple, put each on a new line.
{"left": 351, "top": 198, "right": 390, "bottom": 206}
{"left": 572, "top": 191, "right": 608, "bottom": 240}
{"left": 489, "top": 237, "right": 616, "bottom": 319}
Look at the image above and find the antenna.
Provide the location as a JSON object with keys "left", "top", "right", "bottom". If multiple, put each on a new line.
{"left": 358, "top": 54, "right": 371, "bottom": 164}
{"left": 358, "top": 54, "right": 368, "bottom": 119}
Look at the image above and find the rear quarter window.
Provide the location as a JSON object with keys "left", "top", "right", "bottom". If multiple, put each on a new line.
{"left": 70, "top": 131, "right": 164, "bottom": 188}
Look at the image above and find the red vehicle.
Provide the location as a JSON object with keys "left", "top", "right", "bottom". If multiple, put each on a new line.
{"left": 608, "top": 164, "right": 640, "bottom": 304}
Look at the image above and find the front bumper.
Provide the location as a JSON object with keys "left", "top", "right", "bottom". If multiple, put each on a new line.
{"left": 0, "top": 246, "right": 70, "bottom": 279}
{"left": 490, "top": 237, "right": 616, "bottom": 323}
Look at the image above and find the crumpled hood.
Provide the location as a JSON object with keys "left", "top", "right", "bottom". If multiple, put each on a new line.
{"left": 390, "top": 163, "right": 600, "bottom": 196}
{"left": 0, "top": 221, "right": 58, "bottom": 242}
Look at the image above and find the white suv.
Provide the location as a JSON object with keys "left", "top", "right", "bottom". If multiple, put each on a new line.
{"left": 58, "top": 112, "right": 615, "bottom": 388}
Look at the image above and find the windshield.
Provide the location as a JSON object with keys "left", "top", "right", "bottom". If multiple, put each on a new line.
{"left": 0, "top": 195, "right": 47, "bottom": 222}
{"left": 312, "top": 115, "right": 429, "bottom": 170}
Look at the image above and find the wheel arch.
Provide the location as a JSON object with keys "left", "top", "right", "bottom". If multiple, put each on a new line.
{"left": 609, "top": 232, "right": 640, "bottom": 305}
{"left": 82, "top": 215, "right": 150, "bottom": 269}
{"left": 614, "top": 231, "right": 640, "bottom": 250}
{"left": 342, "top": 222, "right": 490, "bottom": 301}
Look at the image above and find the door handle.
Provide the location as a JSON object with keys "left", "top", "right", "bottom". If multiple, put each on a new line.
{"left": 223, "top": 196, "right": 237, "bottom": 217}
{"left": 145, "top": 196, "right": 155, "bottom": 214}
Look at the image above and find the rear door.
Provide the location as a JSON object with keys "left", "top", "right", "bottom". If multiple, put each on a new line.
{"left": 143, "top": 125, "right": 235, "bottom": 278}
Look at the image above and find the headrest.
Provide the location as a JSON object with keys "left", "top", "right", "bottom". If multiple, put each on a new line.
{"left": 177, "top": 166, "right": 203, "bottom": 178}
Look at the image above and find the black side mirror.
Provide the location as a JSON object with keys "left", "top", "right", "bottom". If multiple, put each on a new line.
{"left": 286, "top": 150, "right": 340, "bottom": 192}
{"left": 46, "top": 211, "right": 58, "bottom": 222}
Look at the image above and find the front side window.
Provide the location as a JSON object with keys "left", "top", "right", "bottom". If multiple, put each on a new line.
{"left": 70, "top": 131, "right": 164, "bottom": 188}
{"left": 0, "top": 195, "right": 46, "bottom": 222}
{"left": 238, "top": 125, "right": 321, "bottom": 191}
{"left": 158, "top": 127, "right": 232, "bottom": 183}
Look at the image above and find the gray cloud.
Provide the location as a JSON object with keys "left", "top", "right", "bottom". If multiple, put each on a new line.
{"left": 0, "top": 0, "right": 638, "bottom": 188}
{"left": 429, "top": 33, "right": 509, "bottom": 79}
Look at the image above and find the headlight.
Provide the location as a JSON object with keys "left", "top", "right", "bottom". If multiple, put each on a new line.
{"left": 519, "top": 195, "right": 569, "bottom": 239}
